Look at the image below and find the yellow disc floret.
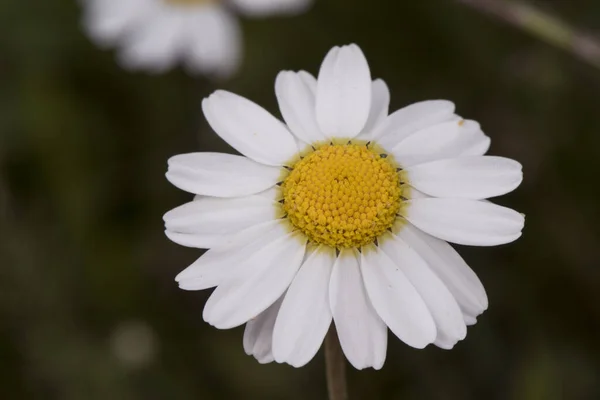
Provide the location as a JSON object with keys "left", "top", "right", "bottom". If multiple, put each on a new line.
{"left": 282, "top": 143, "right": 402, "bottom": 249}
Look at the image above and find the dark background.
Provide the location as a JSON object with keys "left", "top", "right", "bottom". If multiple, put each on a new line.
{"left": 2, "top": 0, "right": 600, "bottom": 399}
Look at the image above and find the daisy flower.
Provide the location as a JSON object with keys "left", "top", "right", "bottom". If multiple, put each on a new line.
{"left": 82, "top": 0, "right": 312, "bottom": 76}
{"left": 164, "top": 44, "right": 524, "bottom": 369}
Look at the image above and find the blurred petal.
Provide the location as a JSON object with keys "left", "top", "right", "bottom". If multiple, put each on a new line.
{"left": 183, "top": 6, "right": 241, "bottom": 77}
{"left": 83, "top": 0, "right": 151, "bottom": 46}
{"left": 117, "top": 8, "right": 185, "bottom": 73}
{"left": 230, "top": 0, "right": 313, "bottom": 16}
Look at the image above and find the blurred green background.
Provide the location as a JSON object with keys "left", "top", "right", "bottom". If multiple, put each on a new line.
{"left": 2, "top": 0, "right": 600, "bottom": 399}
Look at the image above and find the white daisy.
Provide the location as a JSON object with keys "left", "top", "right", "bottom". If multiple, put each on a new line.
{"left": 82, "top": 0, "right": 312, "bottom": 76}
{"left": 164, "top": 44, "right": 525, "bottom": 369}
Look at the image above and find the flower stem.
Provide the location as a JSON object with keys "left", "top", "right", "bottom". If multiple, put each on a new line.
{"left": 455, "top": 0, "right": 600, "bottom": 69}
{"left": 325, "top": 325, "right": 348, "bottom": 400}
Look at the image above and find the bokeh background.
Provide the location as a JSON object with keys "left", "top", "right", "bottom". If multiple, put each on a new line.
{"left": 2, "top": 0, "right": 600, "bottom": 399}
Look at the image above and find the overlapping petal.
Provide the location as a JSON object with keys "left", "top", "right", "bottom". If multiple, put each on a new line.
{"left": 360, "top": 79, "right": 390, "bottom": 136}
{"left": 403, "top": 198, "right": 525, "bottom": 246}
{"left": 404, "top": 156, "right": 523, "bottom": 200}
{"left": 275, "top": 71, "right": 326, "bottom": 144}
{"left": 175, "top": 220, "right": 285, "bottom": 290}
{"left": 243, "top": 296, "right": 283, "bottom": 364}
{"left": 390, "top": 119, "right": 490, "bottom": 167}
{"left": 396, "top": 223, "right": 488, "bottom": 318}
{"left": 360, "top": 244, "right": 437, "bottom": 349}
{"left": 163, "top": 194, "right": 279, "bottom": 248}
{"left": 203, "top": 231, "right": 307, "bottom": 329}
{"left": 379, "top": 234, "right": 467, "bottom": 348}
{"left": 375, "top": 100, "right": 456, "bottom": 149}
{"left": 316, "top": 44, "right": 372, "bottom": 138}
{"left": 329, "top": 249, "right": 387, "bottom": 370}
{"left": 166, "top": 153, "right": 281, "bottom": 197}
{"left": 273, "top": 246, "right": 335, "bottom": 367}
{"left": 202, "top": 91, "right": 298, "bottom": 166}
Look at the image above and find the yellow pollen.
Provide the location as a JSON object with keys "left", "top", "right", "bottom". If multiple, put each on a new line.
{"left": 282, "top": 143, "right": 403, "bottom": 248}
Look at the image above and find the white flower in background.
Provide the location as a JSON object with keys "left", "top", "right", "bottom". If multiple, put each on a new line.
{"left": 82, "top": 0, "right": 313, "bottom": 76}
{"left": 164, "top": 44, "right": 525, "bottom": 369}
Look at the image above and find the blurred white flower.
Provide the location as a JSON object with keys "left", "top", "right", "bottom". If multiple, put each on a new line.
{"left": 110, "top": 320, "right": 158, "bottom": 369}
{"left": 164, "top": 44, "right": 524, "bottom": 369}
{"left": 82, "top": 0, "right": 313, "bottom": 77}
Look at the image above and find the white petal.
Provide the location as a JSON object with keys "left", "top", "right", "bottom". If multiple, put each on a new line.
{"left": 360, "top": 244, "right": 436, "bottom": 349}
{"left": 375, "top": 100, "right": 456, "bottom": 149}
{"left": 166, "top": 152, "right": 282, "bottom": 197}
{"left": 254, "top": 185, "right": 282, "bottom": 201}
{"left": 379, "top": 234, "right": 466, "bottom": 346}
{"left": 163, "top": 195, "right": 279, "bottom": 248}
{"left": 390, "top": 119, "right": 486, "bottom": 167}
{"left": 459, "top": 130, "right": 491, "bottom": 156}
{"left": 202, "top": 91, "right": 298, "bottom": 166}
{"left": 203, "top": 231, "right": 306, "bottom": 329}
{"left": 404, "top": 156, "right": 523, "bottom": 200}
{"left": 243, "top": 296, "right": 283, "bottom": 364}
{"left": 359, "top": 79, "right": 390, "bottom": 137}
{"left": 434, "top": 332, "right": 459, "bottom": 350}
{"left": 175, "top": 220, "right": 285, "bottom": 290}
{"left": 272, "top": 246, "right": 334, "bottom": 367}
{"left": 117, "top": 9, "right": 185, "bottom": 73}
{"left": 298, "top": 71, "right": 317, "bottom": 94}
{"left": 316, "top": 45, "right": 372, "bottom": 138}
{"left": 403, "top": 198, "right": 524, "bottom": 246}
{"left": 463, "top": 313, "right": 478, "bottom": 326}
{"left": 275, "top": 71, "right": 326, "bottom": 144}
{"left": 405, "top": 186, "right": 430, "bottom": 200}
{"left": 397, "top": 223, "right": 488, "bottom": 317}
{"left": 164, "top": 230, "right": 221, "bottom": 249}
{"left": 329, "top": 248, "right": 387, "bottom": 370}
{"left": 83, "top": 0, "right": 151, "bottom": 46}
{"left": 230, "top": 0, "right": 312, "bottom": 16}
{"left": 182, "top": 6, "right": 241, "bottom": 77}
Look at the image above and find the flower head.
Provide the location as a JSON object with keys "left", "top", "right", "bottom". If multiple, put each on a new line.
{"left": 164, "top": 44, "right": 524, "bottom": 369}
{"left": 82, "top": 0, "right": 312, "bottom": 76}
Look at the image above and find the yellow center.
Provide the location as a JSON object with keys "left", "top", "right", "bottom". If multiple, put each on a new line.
{"left": 282, "top": 143, "right": 403, "bottom": 249}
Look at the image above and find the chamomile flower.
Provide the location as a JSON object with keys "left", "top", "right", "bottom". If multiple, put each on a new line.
{"left": 82, "top": 0, "right": 312, "bottom": 76}
{"left": 164, "top": 44, "right": 524, "bottom": 369}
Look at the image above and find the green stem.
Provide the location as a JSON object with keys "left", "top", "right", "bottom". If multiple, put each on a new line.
{"left": 456, "top": 0, "right": 600, "bottom": 69}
